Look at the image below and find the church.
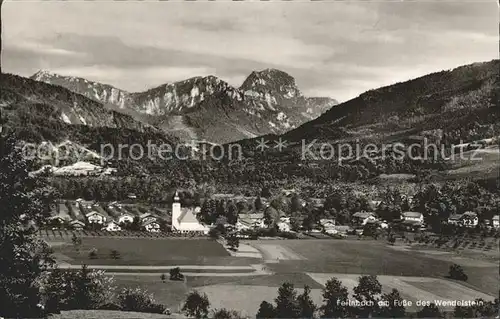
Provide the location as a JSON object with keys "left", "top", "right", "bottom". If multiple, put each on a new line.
{"left": 171, "top": 191, "right": 210, "bottom": 234}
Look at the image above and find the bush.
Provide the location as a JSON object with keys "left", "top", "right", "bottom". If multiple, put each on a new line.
{"left": 448, "top": 263, "right": 468, "bottom": 281}
{"left": 170, "top": 267, "right": 184, "bottom": 281}
{"left": 110, "top": 250, "right": 120, "bottom": 259}
{"left": 117, "top": 287, "right": 166, "bottom": 314}
{"left": 89, "top": 248, "right": 98, "bottom": 259}
{"left": 279, "top": 231, "right": 298, "bottom": 239}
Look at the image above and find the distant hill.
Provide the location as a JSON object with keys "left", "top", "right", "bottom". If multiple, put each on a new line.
{"left": 0, "top": 73, "right": 177, "bottom": 150}
{"left": 31, "top": 69, "right": 338, "bottom": 143}
{"left": 283, "top": 60, "right": 499, "bottom": 145}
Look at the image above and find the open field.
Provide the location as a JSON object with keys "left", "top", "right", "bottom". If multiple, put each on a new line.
{"left": 444, "top": 146, "right": 499, "bottom": 180}
{"left": 51, "top": 237, "right": 259, "bottom": 266}
{"left": 250, "top": 239, "right": 499, "bottom": 296}
{"left": 50, "top": 237, "right": 498, "bottom": 316}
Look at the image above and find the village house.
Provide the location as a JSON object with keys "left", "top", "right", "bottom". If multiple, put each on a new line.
{"left": 117, "top": 212, "right": 135, "bottom": 224}
{"left": 69, "top": 220, "right": 85, "bottom": 230}
{"left": 277, "top": 216, "right": 291, "bottom": 232}
{"left": 140, "top": 213, "right": 158, "bottom": 224}
{"left": 401, "top": 212, "right": 424, "bottom": 224}
{"left": 319, "top": 218, "right": 336, "bottom": 232}
{"left": 352, "top": 212, "right": 378, "bottom": 226}
{"left": 104, "top": 220, "right": 122, "bottom": 232}
{"left": 85, "top": 210, "right": 107, "bottom": 224}
{"left": 461, "top": 211, "right": 479, "bottom": 227}
{"left": 492, "top": 215, "right": 499, "bottom": 228}
{"left": 143, "top": 219, "right": 161, "bottom": 232}
{"left": 237, "top": 212, "right": 265, "bottom": 229}
{"left": 448, "top": 211, "right": 479, "bottom": 227}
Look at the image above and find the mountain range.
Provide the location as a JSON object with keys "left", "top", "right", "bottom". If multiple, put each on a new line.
{"left": 31, "top": 69, "right": 338, "bottom": 143}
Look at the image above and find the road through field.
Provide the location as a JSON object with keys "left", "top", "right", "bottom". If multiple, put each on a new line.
{"left": 57, "top": 263, "right": 273, "bottom": 277}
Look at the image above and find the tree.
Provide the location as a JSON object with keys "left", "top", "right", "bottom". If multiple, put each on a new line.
{"left": 454, "top": 298, "right": 499, "bottom": 318}
{"left": 118, "top": 287, "right": 166, "bottom": 314}
{"left": 274, "top": 282, "right": 300, "bottom": 318}
{"left": 226, "top": 202, "right": 238, "bottom": 225}
{"left": 387, "top": 234, "right": 396, "bottom": 245}
{"left": 183, "top": 290, "right": 210, "bottom": 319}
{"left": 320, "top": 277, "right": 349, "bottom": 318}
{"left": 71, "top": 233, "right": 82, "bottom": 251}
{"left": 261, "top": 186, "right": 272, "bottom": 198}
{"left": 212, "top": 308, "right": 243, "bottom": 319}
{"left": 378, "top": 289, "right": 406, "bottom": 318}
{"left": 448, "top": 263, "right": 468, "bottom": 281}
{"left": 43, "top": 265, "right": 115, "bottom": 312}
{"left": 353, "top": 275, "right": 382, "bottom": 317}
{"left": 130, "top": 216, "right": 142, "bottom": 231}
{"left": 227, "top": 234, "right": 239, "bottom": 251}
{"left": 110, "top": 249, "right": 120, "bottom": 259}
{"left": 89, "top": 248, "right": 98, "bottom": 259}
{"left": 254, "top": 196, "right": 264, "bottom": 211}
{"left": 256, "top": 301, "right": 276, "bottom": 319}
{"left": 297, "top": 285, "right": 316, "bottom": 318}
{"left": 170, "top": 267, "right": 184, "bottom": 281}
{"left": 290, "top": 194, "right": 302, "bottom": 213}
{"left": 160, "top": 273, "right": 166, "bottom": 283}
{"left": 0, "top": 135, "right": 56, "bottom": 318}
{"left": 417, "top": 303, "right": 442, "bottom": 318}
{"left": 209, "top": 227, "right": 221, "bottom": 240}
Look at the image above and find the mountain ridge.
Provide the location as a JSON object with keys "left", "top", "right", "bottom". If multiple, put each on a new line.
{"left": 30, "top": 69, "right": 338, "bottom": 143}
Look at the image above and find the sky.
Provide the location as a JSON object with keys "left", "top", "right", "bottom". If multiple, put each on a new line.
{"left": 3, "top": 0, "right": 498, "bottom": 102}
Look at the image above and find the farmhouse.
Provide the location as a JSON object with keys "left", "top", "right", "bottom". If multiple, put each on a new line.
{"left": 319, "top": 219, "right": 336, "bottom": 232}
{"left": 171, "top": 191, "right": 209, "bottom": 234}
{"left": 140, "top": 213, "right": 158, "bottom": 224}
{"left": 401, "top": 212, "right": 424, "bottom": 224}
{"left": 492, "top": 215, "right": 499, "bottom": 228}
{"left": 277, "top": 217, "right": 291, "bottom": 232}
{"left": 69, "top": 220, "right": 85, "bottom": 230}
{"left": 143, "top": 220, "right": 160, "bottom": 232}
{"left": 238, "top": 212, "right": 265, "bottom": 229}
{"left": 352, "top": 212, "right": 377, "bottom": 225}
{"left": 448, "top": 211, "right": 479, "bottom": 227}
{"left": 461, "top": 211, "right": 479, "bottom": 227}
{"left": 104, "top": 221, "right": 122, "bottom": 231}
{"left": 85, "top": 210, "right": 107, "bottom": 224}
{"left": 117, "top": 212, "right": 135, "bottom": 224}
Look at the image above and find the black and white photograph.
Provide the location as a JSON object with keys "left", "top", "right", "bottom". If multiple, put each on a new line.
{"left": 0, "top": 0, "right": 499, "bottom": 318}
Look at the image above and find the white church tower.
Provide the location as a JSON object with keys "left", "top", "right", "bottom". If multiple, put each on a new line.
{"left": 171, "top": 191, "right": 181, "bottom": 231}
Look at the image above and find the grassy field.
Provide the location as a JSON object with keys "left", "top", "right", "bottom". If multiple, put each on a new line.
{"left": 51, "top": 237, "right": 262, "bottom": 266}
{"left": 250, "top": 239, "right": 499, "bottom": 296}
{"left": 50, "top": 237, "right": 498, "bottom": 316}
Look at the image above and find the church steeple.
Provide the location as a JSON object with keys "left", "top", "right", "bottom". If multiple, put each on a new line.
{"left": 173, "top": 191, "right": 180, "bottom": 202}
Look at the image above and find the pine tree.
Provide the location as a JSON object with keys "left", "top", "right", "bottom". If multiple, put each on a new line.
{"left": 274, "top": 282, "right": 300, "bottom": 318}
{"left": 320, "top": 277, "right": 349, "bottom": 318}
{"left": 297, "top": 285, "right": 317, "bottom": 318}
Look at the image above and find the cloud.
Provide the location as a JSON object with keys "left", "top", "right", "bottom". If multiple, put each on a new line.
{"left": 2, "top": 0, "right": 498, "bottom": 102}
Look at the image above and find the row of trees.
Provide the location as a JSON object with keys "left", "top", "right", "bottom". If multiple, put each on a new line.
{"left": 255, "top": 276, "right": 499, "bottom": 319}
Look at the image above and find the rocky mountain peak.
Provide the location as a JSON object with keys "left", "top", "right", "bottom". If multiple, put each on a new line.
{"left": 240, "top": 68, "right": 303, "bottom": 104}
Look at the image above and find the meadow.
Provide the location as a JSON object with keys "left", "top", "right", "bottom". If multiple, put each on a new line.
{"left": 51, "top": 237, "right": 259, "bottom": 266}
{"left": 49, "top": 236, "right": 499, "bottom": 316}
